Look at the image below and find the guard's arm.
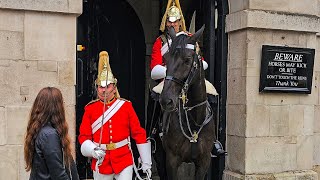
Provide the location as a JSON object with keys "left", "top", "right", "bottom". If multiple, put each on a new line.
{"left": 150, "top": 38, "right": 164, "bottom": 71}
{"left": 127, "top": 102, "right": 152, "bottom": 175}
{"left": 79, "top": 107, "right": 105, "bottom": 160}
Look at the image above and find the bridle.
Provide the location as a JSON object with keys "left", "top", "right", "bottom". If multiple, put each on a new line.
{"left": 164, "top": 43, "right": 200, "bottom": 106}
{"left": 162, "top": 42, "right": 213, "bottom": 143}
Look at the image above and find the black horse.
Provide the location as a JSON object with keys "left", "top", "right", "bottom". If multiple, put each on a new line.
{"left": 159, "top": 26, "right": 216, "bottom": 180}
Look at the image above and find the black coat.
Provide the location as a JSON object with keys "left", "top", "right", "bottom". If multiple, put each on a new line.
{"left": 29, "top": 123, "right": 79, "bottom": 180}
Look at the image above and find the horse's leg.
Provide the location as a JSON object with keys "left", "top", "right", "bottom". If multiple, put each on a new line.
{"left": 166, "top": 149, "right": 180, "bottom": 180}
{"left": 194, "top": 153, "right": 211, "bottom": 180}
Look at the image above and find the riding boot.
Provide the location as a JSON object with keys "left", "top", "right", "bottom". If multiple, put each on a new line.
{"left": 207, "top": 94, "right": 227, "bottom": 157}
{"left": 153, "top": 133, "right": 167, "bottom": 180}
{"left": 146, "top": 90, "right": 161, "bottom": 136}
{"left": 146, "top": 90, "right": 167, "bottom": 179}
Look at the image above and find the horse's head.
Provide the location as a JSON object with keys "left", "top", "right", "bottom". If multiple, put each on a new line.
{"left": 160, "top": 25, "right": 205, "bottom": 111}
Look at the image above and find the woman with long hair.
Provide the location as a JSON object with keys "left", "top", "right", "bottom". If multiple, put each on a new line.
{"left": 24, "top": 87, "right": 79, "bottom": 180}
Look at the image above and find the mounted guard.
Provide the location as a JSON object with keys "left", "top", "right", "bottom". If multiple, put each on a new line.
{"left": 147, "top": 0, "right": 226, "bottom": 179}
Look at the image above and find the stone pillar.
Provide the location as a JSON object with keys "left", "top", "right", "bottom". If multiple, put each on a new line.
{"left": 0, "top": 0, "right": 82, "bottom": 179}
{"left": 225, "top": 0, "right": 320, "bottom": 179}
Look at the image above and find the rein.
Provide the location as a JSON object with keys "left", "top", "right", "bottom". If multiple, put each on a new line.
{"left": 178, "top": 99, "right": 213, "bottom": 143}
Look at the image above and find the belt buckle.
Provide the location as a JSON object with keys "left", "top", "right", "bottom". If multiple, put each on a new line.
{"left": 106, "top": 143, "right": 116, "bottom": 150}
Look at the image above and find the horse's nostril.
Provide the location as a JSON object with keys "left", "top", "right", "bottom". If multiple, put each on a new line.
{"left": 160, "top": 98, "right": 174, "bottom": 110}
{"left": 165, "top": 99, "right": 173, "bottom": 106}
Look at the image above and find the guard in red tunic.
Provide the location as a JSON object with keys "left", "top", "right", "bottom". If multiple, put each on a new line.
{"left": 150, "top": 0, "right": 191, "bottom": 81}
{"left": 79, "top": 51, "right": 152, "bottom": 180}
{"left": 150, "top": 0, "right": 217, "bottom": 95}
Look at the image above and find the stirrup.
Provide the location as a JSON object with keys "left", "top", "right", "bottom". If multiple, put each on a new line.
{"left": 211, "top": 140, "right": 227, "bottom": 157}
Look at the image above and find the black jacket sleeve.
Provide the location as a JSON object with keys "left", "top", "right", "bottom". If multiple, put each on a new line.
{"left": 40, "top": 131, "right": 70, "bottom": 180}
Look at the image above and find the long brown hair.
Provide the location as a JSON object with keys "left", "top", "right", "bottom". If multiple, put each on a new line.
{"left": 24, "top": 87, "right": 73, "bottom": 171}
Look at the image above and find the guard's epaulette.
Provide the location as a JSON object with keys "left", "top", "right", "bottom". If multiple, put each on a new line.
{"left": 119, "top": 97, "right": 130, "bottom": 102}
{"left": 85, "top": 99, "right": 100, "bottom": 107}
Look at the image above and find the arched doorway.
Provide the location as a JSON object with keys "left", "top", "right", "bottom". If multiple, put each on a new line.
{"left": 76, "top": 0, "right": 145, "bottom": 178}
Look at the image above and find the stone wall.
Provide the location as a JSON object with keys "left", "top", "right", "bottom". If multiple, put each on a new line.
{"left": 0, "top": 0, "right": 82, "bottom": 179}
{"left": 225, "top": 0, "right": 320, "bottom": 179}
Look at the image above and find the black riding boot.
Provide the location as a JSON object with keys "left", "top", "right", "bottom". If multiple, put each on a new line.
{"left": 207, "top": 94, "right": 227, "bottom": 157}
{"left": 153, "top": 133, "right": 167, "bottom": 180}
{"left": 146, "top": 90, "right": 167, "bottom": 180}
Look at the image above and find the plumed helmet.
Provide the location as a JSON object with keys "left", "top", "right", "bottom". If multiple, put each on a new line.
{"left": 160, "top": 0, "right": 186, "bottom": 32}
{"left": 167, "top": 4, "right": 181, "bottom": 22}
{"left": 96, "top": 51, "right": 117, "bottom": 87}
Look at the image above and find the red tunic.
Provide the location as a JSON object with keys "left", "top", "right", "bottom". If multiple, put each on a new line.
{"left": 150, "top": 37, "right": 163, "bottom": 70}
{"left": 78, "top": 98, "right": 147, "bottom": 174}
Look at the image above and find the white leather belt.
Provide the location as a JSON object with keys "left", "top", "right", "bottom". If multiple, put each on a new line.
{"left": 94, "top": 138, "right": 129, "bottom": 151}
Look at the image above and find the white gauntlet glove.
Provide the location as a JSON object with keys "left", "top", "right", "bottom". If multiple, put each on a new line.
{"left": 81, "top": 140, "right": 106, "bottom": 167}
{"left": 137, "top": 141, "right": 152, "bottom": 177}
{"left": 81, "top": 140, "right": 96, "bottom": 157}
{"left": 81, "top": 140, "right": 105, "bottom": 159}
{"left": 151, "top": 65, "right": 166, "bottom": 80}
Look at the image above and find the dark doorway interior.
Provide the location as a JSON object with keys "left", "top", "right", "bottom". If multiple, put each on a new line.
{"left": 76, "top": 0, "right": 145, "bottom": 179}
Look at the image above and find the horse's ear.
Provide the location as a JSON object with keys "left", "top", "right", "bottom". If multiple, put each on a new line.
{"left": 168, "top": 26, "right": 176, "bottom": 40}
{"left": 190, "top": 25, "right": 205, "bottom": 43}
